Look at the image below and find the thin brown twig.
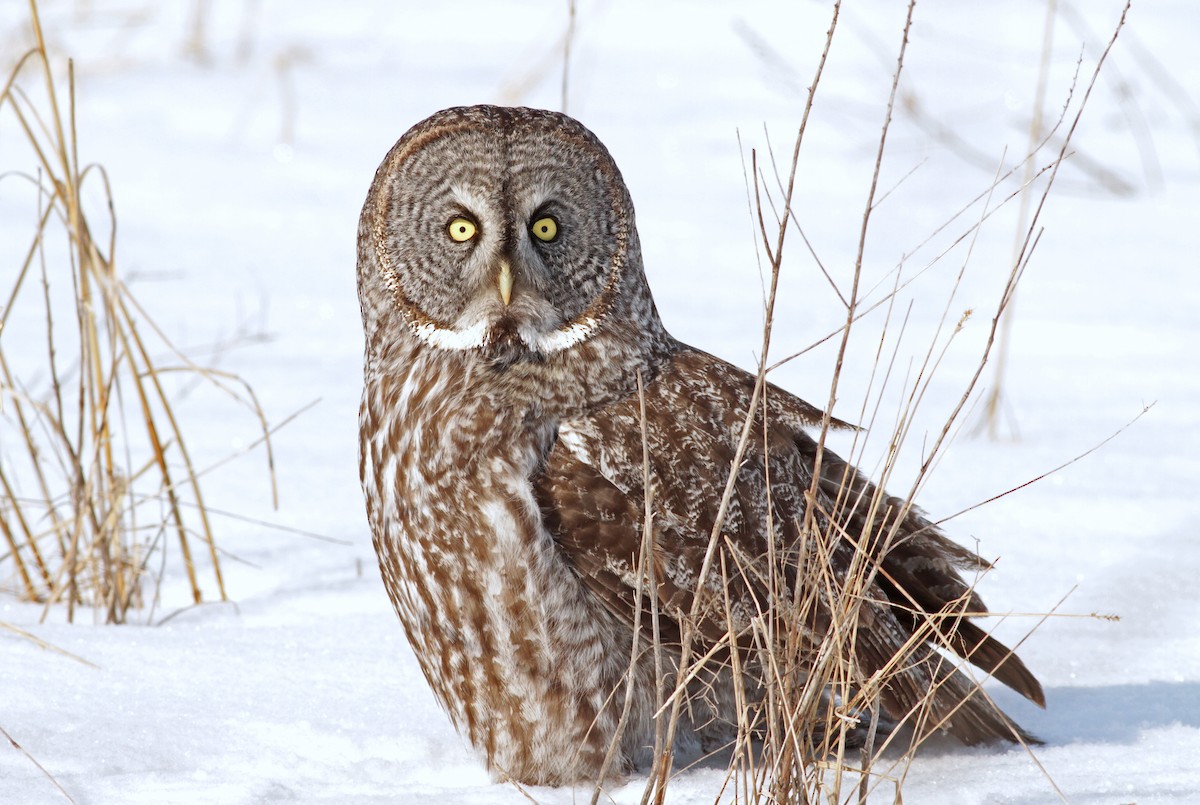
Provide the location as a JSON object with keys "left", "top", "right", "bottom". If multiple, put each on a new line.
{"left": 938, "top": 402, "right": 1153, "bottom": 528}
{"left": 591, "top": 370, "right": 654, "bottom": 803}
{"left": 0, "top": 723, "right": 77, "bottom": 803}
{"left": 647, "top": 7, "right": 845, "bottom": 800}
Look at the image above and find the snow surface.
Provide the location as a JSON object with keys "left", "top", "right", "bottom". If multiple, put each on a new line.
{"left": 2, "top": 1, "right": 1198, "bottom": 802}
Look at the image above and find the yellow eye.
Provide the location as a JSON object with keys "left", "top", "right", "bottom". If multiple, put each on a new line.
{"left": 448, "top": 218, "right": 477, "bottom": 242}
{"left": 530, "top": 216, "right": 558, "bottom": 242}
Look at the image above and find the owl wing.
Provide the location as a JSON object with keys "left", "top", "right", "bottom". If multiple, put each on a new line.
{"left": 533, "top": 345, "right": 1044, "bottom": 745}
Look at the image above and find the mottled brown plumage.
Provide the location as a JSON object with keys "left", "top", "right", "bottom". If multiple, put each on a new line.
{"left": 357, "top": 105, "right": 1043, "bottom": 786}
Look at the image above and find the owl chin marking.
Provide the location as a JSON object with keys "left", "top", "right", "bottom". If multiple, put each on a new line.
{"left": 483, "top": 317, "right": 544, "bottom": 369}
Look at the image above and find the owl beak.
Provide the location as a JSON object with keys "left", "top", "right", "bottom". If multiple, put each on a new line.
{"left": 497, "top": 260, "right": 514, "bottom": 306}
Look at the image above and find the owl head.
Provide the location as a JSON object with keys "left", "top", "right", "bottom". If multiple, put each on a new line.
{"left": 358, "top": 105, "right": 666, "bottom": 371}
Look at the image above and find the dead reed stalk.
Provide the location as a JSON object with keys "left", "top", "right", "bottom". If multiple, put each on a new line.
{"left": 0, "top": 0, "right": 275, "bottom": 624}
{"left": 599, "top": 1, "right": 1133, "bottom": 803}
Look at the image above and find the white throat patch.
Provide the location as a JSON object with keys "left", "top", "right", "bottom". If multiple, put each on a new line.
{"left": 407, "top": 316, "right": 600, "bottom": 355}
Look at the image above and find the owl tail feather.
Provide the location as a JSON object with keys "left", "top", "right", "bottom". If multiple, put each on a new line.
{"left": 943, "top": 619, "right": 1045, "bottom": 708}
{"left": 860, "top": 628, "right": 1042, "bottom": 747}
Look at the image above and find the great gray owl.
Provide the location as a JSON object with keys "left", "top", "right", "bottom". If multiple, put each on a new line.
{"left": 357, "top": 105, "right": 1043, "bottom": 786}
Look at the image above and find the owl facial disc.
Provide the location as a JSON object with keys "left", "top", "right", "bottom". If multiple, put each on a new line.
{"left": 369, "top": 105, "right": 635, "bottom": 365}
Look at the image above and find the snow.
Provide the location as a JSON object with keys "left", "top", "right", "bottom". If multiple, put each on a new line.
{"left": 2, "top": 1, "right": 1198, "bottom": 802}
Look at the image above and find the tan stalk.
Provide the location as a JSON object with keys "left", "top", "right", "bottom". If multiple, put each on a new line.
{"left": 2, "top": 0, "right": 275, "bottom": 623}
{"left": 977, "top": 0, "right": 1059, "bottom": 440}
{"left": 645, "top": 8, "right": 844, "bottom": 801}
{"left": 655, "top": 0, "right": 1135, "bottom": 801}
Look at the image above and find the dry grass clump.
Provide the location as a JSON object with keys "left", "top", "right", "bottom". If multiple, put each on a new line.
{"left": 0, "top": 1, "right": 273, "bottom": 624}
{"left": 588, "top": 2, "right": 1131, "bottom": 803}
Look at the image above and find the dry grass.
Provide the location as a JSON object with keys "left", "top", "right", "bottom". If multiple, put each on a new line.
{"left": 0, "top": 0, "right": 274, "bottom": 624}
{"left": 976, "top": 0, "right": 1060, "bottom": 442}
{"left": 589, "top": 2, "right": 1133, "bottom": 803}
{"left": 0, "top": 0, "right": 1131, "bottom": 799}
